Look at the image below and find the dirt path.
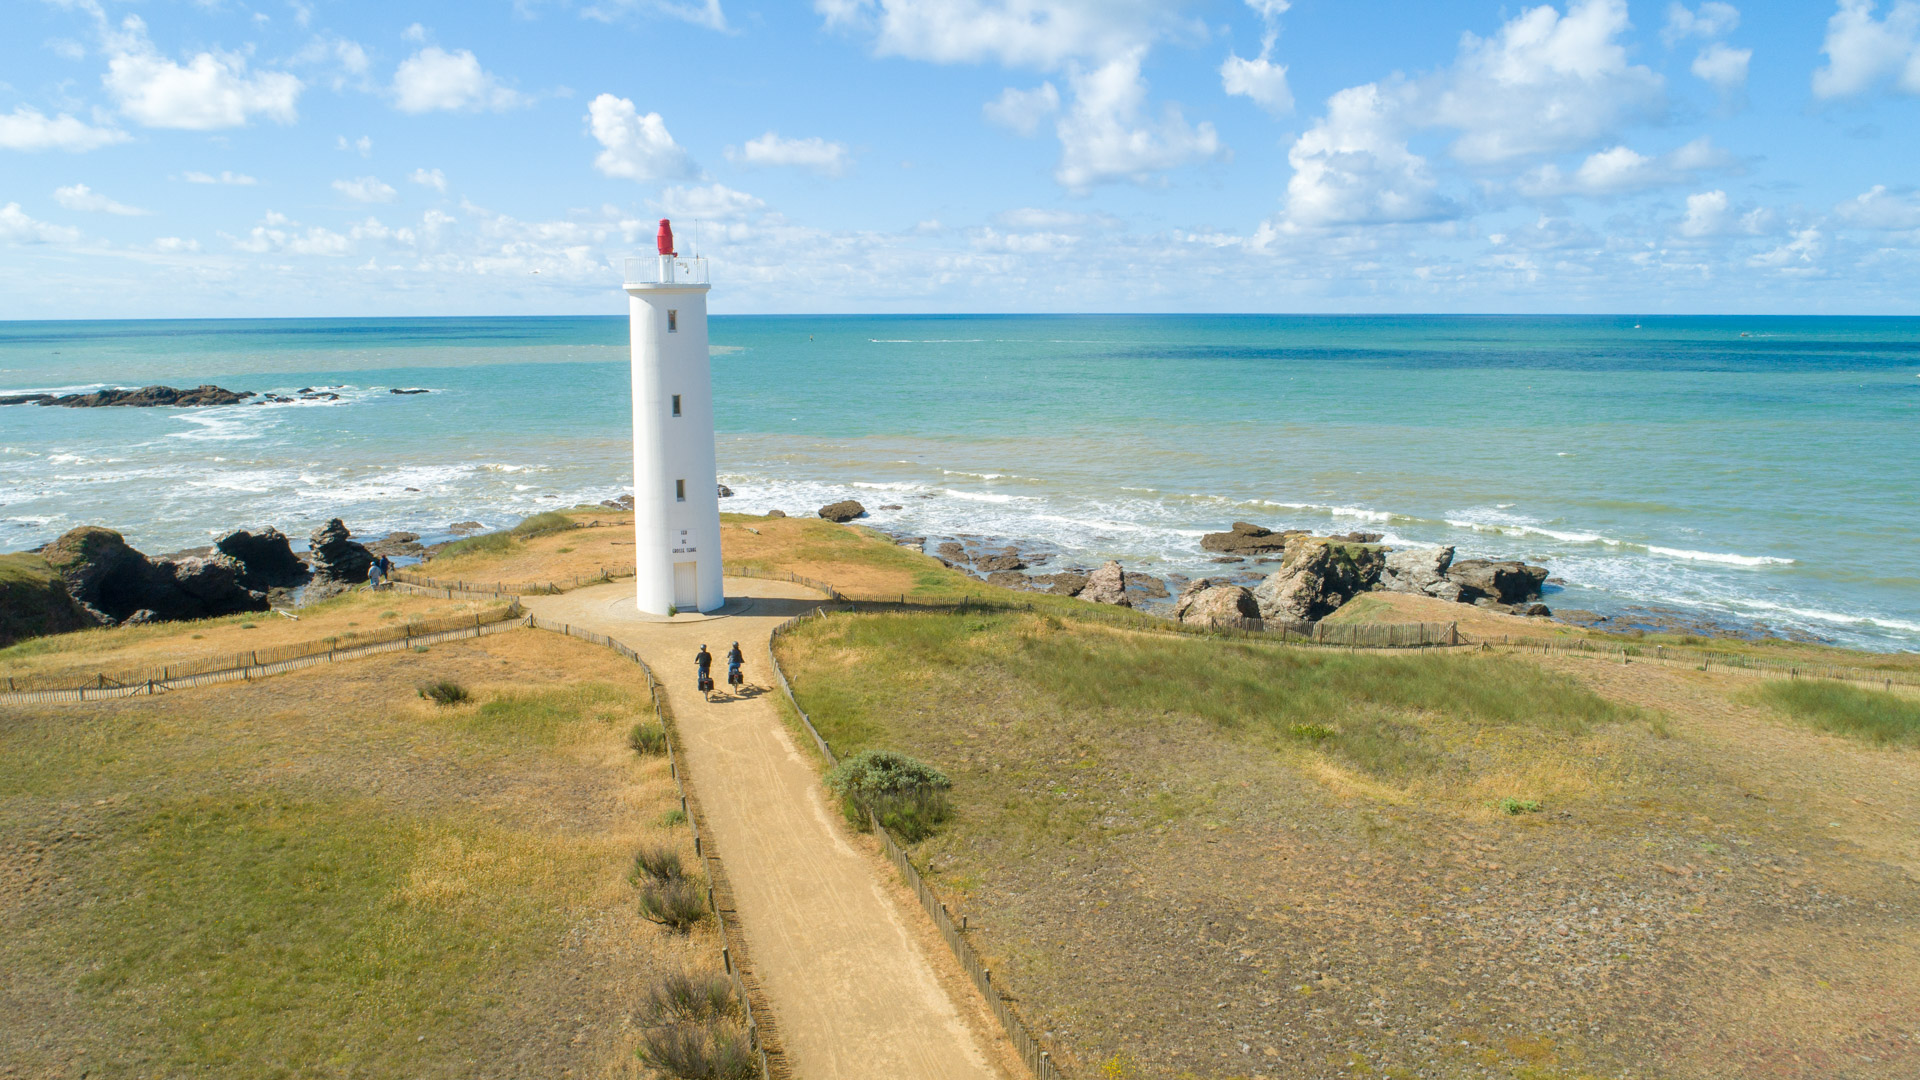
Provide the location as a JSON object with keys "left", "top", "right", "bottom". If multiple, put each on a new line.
{"left": 524, "top": 580, "right": 1009, "bottom": 1080}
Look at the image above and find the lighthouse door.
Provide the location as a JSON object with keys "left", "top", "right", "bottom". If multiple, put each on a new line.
{"left": 672, "top": 562, "right": 698, "bottom": 610}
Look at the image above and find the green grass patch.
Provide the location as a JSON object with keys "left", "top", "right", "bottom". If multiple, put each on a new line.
{"left": 435, "top": 531, "right": 515, "bottom": 560}
{"left": 463, "top": 683, "right": 642, "bottom": 746}
{"left": 1752, "top": 679, "right": 1920, "bottom": 746}
{"left": 510, "top": 511, "right": 578, "bottom": 539}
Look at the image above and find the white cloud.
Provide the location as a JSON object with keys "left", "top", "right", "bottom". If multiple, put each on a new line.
{"left": 0, "top": 106, "right": 129, "bottom": 152}
{"left": 1427, "top": 0, "right": 1665, "bottom": 166}
{"left": 337, "top": 135, "right": 372, "bottom": 156}
{"left": 1691, "top": 42, "right": 1751, "bottom": 89}
{"left": 392, "top": 46, "right": 526, "bottom": 113}
{"left": 726, "top": 132, "right": 850, "bottom": 175}
{"left": 230, "top": 215, "right": 353, "bottom": 255}
{"left": 333, "top": 176, "right": 398, "bottom": 203}
{"left": 580, "top": 0, "right": 729, "bottom": 32}
{"left": 587, "top": 94, "right": 698, "bottom": 181}
{"left": 410, "top": 167, "right": 448, "bottom": 192}
{"left": 983, "top": 83, "right": 1059, "bottom": 135}
{"left": 653, "top": 183, "right": 765, "bottom": 220}
{"left": 1747, "top": 227, "right": 1822, "bottom": 269}
{"left": 102, "top": 16, "right": 303, "bottom": 130}
{"left": 154, "top": 236, "right": 200, "bottom": 252}
{"left": 1813, "top": 0, "right": 1920, "bottom": 98}
{"left": 1662, "top": 2, "right": 1740, "bottom": 45}
{"left": 1835, "top": 184, "right": 1920, "bottom": 229}
{"left": 292, "top": 34, "right": 372, "bottom": 91}
{"left": 1220, "top": 0, "right": 1292, "bottom": 116}
{"left": 184, "top": 169, "right": 257, "bottom": 185}
{"left": 1054, "top": 50, "right": 1222, "bottom": 190}
{"left": 1675, "top": 189, "right": 1770, "bottom": 236}
{"left": 54, "top": 183, "right": 148, "bottom": 215}
{"left": 1285, "top": 82, "right": 1451, "bottom": 227}
{"left": 0, "top": 203, "right": 83, "bottom": 244}
{"left": 1517, "top": 137, "right": 1733, "bottom": 197}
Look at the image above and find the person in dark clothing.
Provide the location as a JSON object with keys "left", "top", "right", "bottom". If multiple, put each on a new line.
{"left": 695, "top": 645, "right": 712, "bottom": 678}
{"left": 726, "top": 641, "right": 744, "bottom": 687}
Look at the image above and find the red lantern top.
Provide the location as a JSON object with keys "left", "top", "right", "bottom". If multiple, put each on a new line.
{"left": 656, "top": 218, "right": 675, "bottom": 257}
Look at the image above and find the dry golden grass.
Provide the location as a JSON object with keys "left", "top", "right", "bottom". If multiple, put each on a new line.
{"left": 0, "top": 587, "right": 506, "bottom": 688}
{"left": 420, "top": 508, "right": 640, "bottom": 586}
{"left": 0, "top": 627, "right": 704, "bottom": 1080}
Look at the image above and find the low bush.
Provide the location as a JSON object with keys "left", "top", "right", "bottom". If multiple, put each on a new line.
{"left": 659, "top": 808, "right": 688, "bottom": 827}
{"left": 510, "top": 511, "right": 577, "bottom": 539}
{"left": 826, "top": 749, "right": 953, "bottom": 840}
{"left": 417, "top": 679, "right": 470, "bottom": 706}
{"left": 628, "top": 723, "right": 669, "bottom": 755}
{"left": 640, "top": 878, "right": 707, "bottom": 930}
{"left": 1494, "top": 797, "right": 1543, "bottom": 815}
{"left": 435, "top": 531, "right": 514, "bottom": 559}
{"left": 636, "top": 1022, "right": 755, "bottom": 1079}
{"left": 630, "top": 845, "right": 684, "bottom": 885}
{"left": 645, "top": 971, "right": 737, "bottom": 1023}
{"left": 1287, "top": 722, "right": 1336, "bottom": 743}
{"left": 1754, "top": 679, "right": 1920, "bottom": 746}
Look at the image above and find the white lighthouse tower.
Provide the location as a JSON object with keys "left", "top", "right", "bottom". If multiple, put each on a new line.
{"left": 624, "top": 219, "right": 723, "bottom": 615}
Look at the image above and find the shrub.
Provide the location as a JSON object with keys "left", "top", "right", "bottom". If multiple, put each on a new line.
{"left": 659, "top": 808, "right": 688, "bottom": 827}
{"left": 510, "top": 511, "right": 577, "bottom": 539}
{"left": 640, "top": 878, "right": 707, "bottom": 930}
{"left": 1494, "top": 797, "right": 1543, "bottom": 815}
{"left": 636, "top": 1023, "right": 755, "bottom": 1079}
{"left": 437, "top": 531, "right": 514, "bottom": 559}
{"left": 645, "top": 972, "right": 737, "bottom": 1023}
{"left": 630, "top": 845, "right": 684, "bottom": 885}
{"left": 418, "top": 679, "right": 469, "bottom": 706}
{"left": 629, "top": 723, "right": 668, "bottom": 755}
{"left": 1288, "top": 722, "right": 1336, "bottom": 743}
{"left": 826, "top": 749, "right": 953, "bottom": 840}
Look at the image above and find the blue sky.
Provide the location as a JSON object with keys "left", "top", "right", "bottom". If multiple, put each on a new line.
{"left": 2, "top": 0, "right": 1918, "bottom": 316}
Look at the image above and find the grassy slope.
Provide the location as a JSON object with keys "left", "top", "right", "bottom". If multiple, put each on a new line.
{"left": 0, "top": 628, "right": 702, "bottom": 1078}
{"left": 777, "top": 610, "right": 1920, "bottom": 1080}
{"left": 0, "top": 551, "right": 90, "bottom": 647}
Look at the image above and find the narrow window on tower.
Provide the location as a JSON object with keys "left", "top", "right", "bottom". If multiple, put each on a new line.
{"left": 671, "top": 394, "right": 682, "bottom": 417}
{"left": 676, "top": 479, "right": 686, "bottom": 502}
{"left": 667, "top": 309, "right": 678, "bottom": 333}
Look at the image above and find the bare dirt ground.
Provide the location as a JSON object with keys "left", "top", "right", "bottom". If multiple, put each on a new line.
{"left": 525, "top": 580, "right": 1017, "bottom": 1080}
{"left": 0, "top": 629, "right": 705, "bottom": 1079}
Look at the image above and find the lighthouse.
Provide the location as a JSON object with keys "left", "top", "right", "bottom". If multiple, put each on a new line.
{"left": 624, "top": 219, "right": 723, "bottom": 615}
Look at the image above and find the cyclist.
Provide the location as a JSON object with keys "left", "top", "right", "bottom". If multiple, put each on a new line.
{"left": 694, "top": 644, "right": 712, "bottom": 688}
{"left": 726, "top": 641, "right": 744, "bottom": 688}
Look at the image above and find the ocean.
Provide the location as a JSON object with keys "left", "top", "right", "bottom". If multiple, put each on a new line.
{"left": 1, "top": 314, "right": 1915, "bottom": 650}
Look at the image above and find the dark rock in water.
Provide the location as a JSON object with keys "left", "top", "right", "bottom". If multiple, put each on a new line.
{"left": 1124, "top": 573, "right": 1169, "bottom": 600}
{"left": 215, "top": 527, "right": 309, "bottom": 589}
{"left": 308, "top": 519, "right": 373, "bottom": 585}
{"left": 1174, "top": 579, "right": 1260, "bottom": 627}
{"left": 818, "top": 500, "right": 866, "bottom": 523}
{"left": 717, "top": 484, "right": 734, "bottom": 498}
{"left": 876, "top": 504, "right": 903, "bottom": 511}
{"left": 1210, "top": 556, "right": 1245, "bottom": 564}
{"left": 367, "top": 532, "right": 427, "bottom": 559}
{"left": 1331, "top": 531, "right": 1385, "bottom": 543}
{"left": 389, "top": 387, "right": 430, "bottom": 395}
{"left": 937, "top": 542, "right": 969, "bottom": 564}
{"left": 892, "top": 535, "right": 926, "bottom": 548}
{"left": 600, "top": 494, "right": 637, "bottom": 511}
{"left": 1516, "top": 602, "right": 1553, "bottom": 617}
{"left": 1446, "top": 559, "right": 1549, "bottom": 604}
{"left": 448, "top": 520, "right": 484, "bottom": 534}
{"left": 1251, "top": 538, "right": 1384, "bottom": 622}
{"left": 3, "top": 384, "right": 256, "bottom": 409}
{"left": 975, "top": 553, "right": 1026, "bottom": 573}
{"left": 766, "top": 509, "right": 787, "bottom": 519}
{"left": 1200, "top": 521, "right": 1299, "bottom": 555}
{"left": 40, "top": 525, "right": 266, "bottom": 625}
{"left": 1037, "top": 571, "right": 1089, "bottom": 596}
{"left": 1553, "top": 609, "right": 1608, "bottom": 627}
{"left": 1077, "top": 561, "right": 1131, "bottom": 607}
{"left": 985, "top": 570, "right": 1035, "bottom": 591}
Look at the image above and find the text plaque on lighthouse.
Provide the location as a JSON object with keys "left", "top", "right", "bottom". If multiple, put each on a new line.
{"left": 623, "top": 220, "right": 722, "bottom": 614}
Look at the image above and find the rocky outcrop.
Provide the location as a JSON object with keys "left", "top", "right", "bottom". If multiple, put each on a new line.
{"left": 0, "top": 384, "right": 255, "bottom": 408}
{"left": 214, "top": 527, "right": 309, "bottom": 589}
{"left": 1173, "top": 578, "right": 1259, "bottom": 627}
{"left": 366, "top": 532, "right": 425, "bottom": 559}
{"left": 985, "top": 570, "right": 1036, "bottom": 591}
{"left": 1125, "top": 573, "right": 1170, "bottom": 600}
{"left": 717, "top": 484, "right": 734, "bottom": 498}
{"left": 1200, "top": 522, "right": 1301, "bottom": 555}
{"left": 1379, "top": 545, "right": 1459, "bottom": 599}
{"left": 1038, "top": 571, "right": 1089, "bottom": 596}
{"left": 389, "top": 387, "right": 430, "bottom": 395}
{"left": 1446, "top": 559, "right": 1549, "bottom": 605}
{"left": 0, "top": 553, "right": 93, "bottom": 646}
{"left": 307, "top": 519, "right": 373, "bottom": 586}
{"left": 974, "top": 553, "right": 1026, "bottom": 573}
{"left": 818, "top": 500, "right": 866, "bottom": 523}
{"left": 1076, "top": 561, "right": 1131, "bottom": 607}
{"left": 1251, "top": 538, "right": 1385, "bottom": 622}
{"left": 766, "top": 509, "right": 787, "bottom": 519}
{"left": 39, "top": 525, "right": 267, "bottom": 625}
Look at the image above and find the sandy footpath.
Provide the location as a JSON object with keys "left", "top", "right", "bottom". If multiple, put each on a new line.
{"left": 524, "top": 580, "right": 1008, "bottom": 1080}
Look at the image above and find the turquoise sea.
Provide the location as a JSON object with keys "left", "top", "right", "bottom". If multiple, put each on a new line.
{"left": 1, "top": 314, "right": 1915, "bottom": 650}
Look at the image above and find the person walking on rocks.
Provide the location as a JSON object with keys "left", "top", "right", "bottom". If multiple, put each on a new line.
{"left": 367, "top": 555, "right": 385, "bottom": 591}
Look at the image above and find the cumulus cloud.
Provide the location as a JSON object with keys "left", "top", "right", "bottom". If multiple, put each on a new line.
{"left": 1663, "top": 1, "right": 1740, "bottom": 45}
{"left": 337, "top": 135, "right": 372, "bottom": 156}
{"left": 653, "top": 183, "right": 765, "bottom": 220}
{"left": 1220, "top": 0, "right": 1293, "bottom": 116}
{"left": 102, "top": 16, "right": 303, "bottom": 129}
{"left": 1691, "top": 42, "right": 1751, "bottom": 90}
{"left": 1835, "top": 184, "right": 1920, "bottom": 229}
{"left": 1517, "top": 137, "right": 1733, "bottom": 197}
{"left": 1676, "top": 188, "right": 1772, "bottom": 237}
{"left": 587, "top": 94, "right": 698, "bottom": 181}
{"left": 183, "top": 170, "right": 257, "bottom": 185}
{"left": 983, "top": 83, "right": 1059, "bottom": 135}
{"left": 0, "top": 203, "right": 83, "bottom": 244}
{"left": 229, "top": 213, "right": 353, "bottom": 255}
{"left": 0, "top": 106, "right": 129, "bottom": 152}
{"left": 1747, "top": 227, "right": 1822, "bottom": 269}
{"left": 333, "top": 176, "right": 398, "bottom": 203}
{"left": 822, "top": 0, "right": 1220, "bottom": 189}
{"left": 392, "top": 46, "right": 525, "bottom": 113}
{"left": 410, "top": 167, "right": 448, "bottom": 192}
{"left": 54, "top": 183, "right": 148, "bottom": 215}
{"left": 1813, "top": 0, "right": 1920, "bottom": 98}
{"left": 726, "top": 132, "right": 851, "bottom": 175}
{"left": 1285, "top": 82, "right": 1451, "bottom": 227}
{"left": 292, "top": 34, "right": 373, "bottom": 91}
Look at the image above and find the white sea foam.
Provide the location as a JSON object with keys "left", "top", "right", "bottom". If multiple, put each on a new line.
{"left": 1714, "top": 598, "right": 1920, "bottom": 633}
{"left": 851, "top": 481, "right": 921, "bottom": 491}
{"left": 1645, "top": 545, "right": 1795, "bottom": 567}
{"left": 942, "top": 489, "right": 1031, "bottom": 503}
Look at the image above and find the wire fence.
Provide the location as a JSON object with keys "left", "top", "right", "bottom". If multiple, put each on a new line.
{"left": 765, "top": 607, "right": 1066, "bottom": 1080}
{"left": 0, "top": 605, "right": 524, "bottom": 698}
{"left": 0, "top": 608, "right": 525, "bottom": 705}
{"left": 524, "top": 615, "right": 787, "bottom": 1080}
{"left": 390, "top": 567, "right": 630, "bottom": 597}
